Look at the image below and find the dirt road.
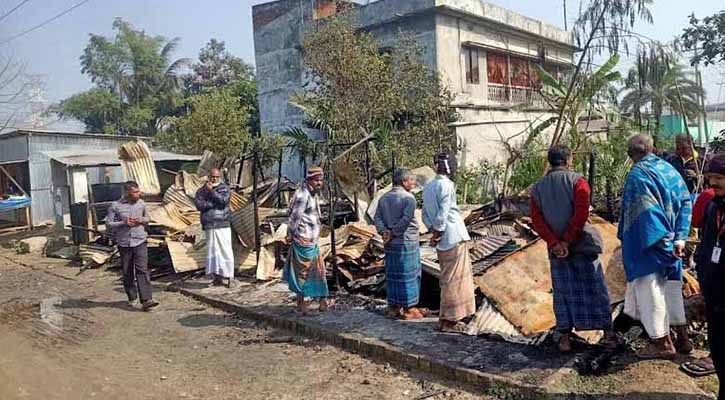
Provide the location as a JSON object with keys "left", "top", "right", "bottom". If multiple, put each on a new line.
{"left": 0, "top": 249, "right": 491, "bottom": 400}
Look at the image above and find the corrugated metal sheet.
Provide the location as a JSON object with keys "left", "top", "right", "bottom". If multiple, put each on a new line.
{"left": 43, "top": 149, "right": 200, "bottom": 167}
{"left": 469, "top": 236, "right": 512, "bottom": 263}
{"left": 231, "top": 182, "right": 278, "bottom": 247}
{"left": 474, "top": 217, "right": 627, "bottom": 336}
{"left": 472, "top": 241, "right": 521, "bottom": 275}
{"left": 163, "top": 185, "right": 196, "bottom": 211}
{"left": 119, "top": 141, "right": 160, "bottom": 195}
{"left": 0, "top": 135, "right": 28, "bottom": 163}
{"left": 165, "top": 237, "right": 269, "bottom": 274}
{"left": 148, "top": 203, "right": 199, "bottom": 232}
{"left": 180, "top": 171, "right": 205, "bottom": 198}
{"left": 466, "top": 297, "right": 548, "bottom": 346}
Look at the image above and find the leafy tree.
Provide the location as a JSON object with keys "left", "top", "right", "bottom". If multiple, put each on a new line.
{"left": 52, "top": 88, "right": 123, "bottom": 134}
{"left": 155, "top": 88, "right": 250, "bottom": 157}
{"left": 57, "top": 18, "right": 190, "bottom": 135}
{"left": 620, "top": 45, "right": 703, "bottom": 141}
{"left": 184, "top": 39, "right": 254, "bottom": 93}
{"left": 294, "top": 15, "right": 456, "bottom": 170}
{"left": 550, "top": 0, "right": 654, "bottom": 145}
{"left": 184, "top": 39, "right": 260, "bottom": 134}
{"left": 682, "top": 11, "right": 725, "bottom": 66}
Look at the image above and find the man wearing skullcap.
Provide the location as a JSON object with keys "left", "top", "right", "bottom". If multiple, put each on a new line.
{"left": 619, "top": 134, "right": 693, "bottom": 359}
{"left": 284, "top": 165, "right": 331, "bottom": 313}
{"left": 422, "top": 153, "right": 475, "bottom": 333}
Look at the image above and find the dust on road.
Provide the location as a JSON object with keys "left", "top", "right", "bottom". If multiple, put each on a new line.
{"left": 0, "top": 249, "right": 491, "bottom": 400}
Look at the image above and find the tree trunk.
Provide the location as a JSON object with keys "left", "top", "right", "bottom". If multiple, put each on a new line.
{"left": 551, "top": 4, "right": 609, "bottom": 146}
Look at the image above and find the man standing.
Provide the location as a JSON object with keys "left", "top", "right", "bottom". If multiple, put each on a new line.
{"left": 530, "top": 145, "right": 616, "bottom": 353}
{"left": 285, "top": 166, "right": 331, "bottom": 314}
{"left": 693, "top": 153, "right": 725, "bottom": 399}
{"left": 195, "top": 168, "right": 235, "bottom": 288}
{"left": 106, "top": 181, "right": 159, "bottom": 311}
{"left": 422, "top": 153, "right": 476, "bottom": 333}
{"left": 374, "top": 168, "right": 425, "bottom": 320}
{"left": 665, "top": 134, "right": 700, "bottom": 193}
{"left": 619, "top": 134, "right": 692, "bottom": 359}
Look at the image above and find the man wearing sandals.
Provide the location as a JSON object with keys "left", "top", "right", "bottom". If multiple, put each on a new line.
{"left": 422, "top": 153, "right": 476, "bottom": 333}
{"left": 689, "top": 153, "right": 725, "bottom": 398}
{"left": 530, "top": 145, "right": 617, "bottom": 353}
{"left": 374, "top": 168, "right": 427, "bottom": 320}
{"left": 619, "top": 134, "right": 693, "bottom": 360}
{"left": 284, "top": 166, "right": 332, "bottom": 314}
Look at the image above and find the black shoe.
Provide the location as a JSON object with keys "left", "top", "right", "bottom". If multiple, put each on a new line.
{"left": 141, "top": 300, "right": 159, "bottom": 312}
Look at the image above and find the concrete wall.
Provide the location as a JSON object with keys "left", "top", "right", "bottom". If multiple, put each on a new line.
{"left": 454, "top": 108, "right": 558, "bottom": 168}
{"left": 436, "top": 0, "right": 573, "bottom": 46}
{"left": 253, "top": 0, "right": 309, "bottom": 135}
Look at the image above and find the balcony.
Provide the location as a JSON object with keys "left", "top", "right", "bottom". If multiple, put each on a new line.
{"left": 487, "top": 84, "right": 548, "bottom": 109}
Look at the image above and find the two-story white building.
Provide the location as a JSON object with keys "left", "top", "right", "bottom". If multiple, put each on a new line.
{"left": 253, "top": 0, "right": 576, "bottom": 176}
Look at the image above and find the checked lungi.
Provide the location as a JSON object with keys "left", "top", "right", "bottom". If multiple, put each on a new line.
{"left": 550, "top": 255, "right": 612, "bottom": 332}
{"left": 384, "top": 241, "right": 421, "bottom": 308}
{"left": 283, "top": 240, "right": 329, "bottom": 298}
{"left": 437, "top": 243, "right": 476, "bottom": 322}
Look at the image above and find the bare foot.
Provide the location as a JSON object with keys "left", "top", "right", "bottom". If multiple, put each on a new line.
{"left": 319, "top": 298, "right": 335, "bottom": 312}
{"left": 559, "top": 333, "right": 572, "bottom": 353}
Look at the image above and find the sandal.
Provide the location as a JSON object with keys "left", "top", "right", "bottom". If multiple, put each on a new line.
{"left": 681, "top": 357, "right": 716, "bottom": 377}
{"left": 439, "top": 320, "right": 468, "bottom": 334}
{"left": 636, "top": 343, "right": 677, "bottom": 360}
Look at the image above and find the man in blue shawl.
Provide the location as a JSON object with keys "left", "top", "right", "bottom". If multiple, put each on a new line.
{"left": 619, "top": 134, "right": 693, "bottom": 359}
{"left": 374, "top": 168, "right": 426, "bottom": 320}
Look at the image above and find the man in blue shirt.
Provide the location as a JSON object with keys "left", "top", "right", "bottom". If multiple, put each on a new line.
{"left": 422, "top": 153, "right": 476, "bottom": 333}
{"left": 374, "top": 168, "right": 425, "bottom": 320}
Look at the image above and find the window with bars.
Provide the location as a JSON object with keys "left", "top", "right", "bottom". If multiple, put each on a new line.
{"left": 464, "top": 47, "right": 480, "bottom": 85}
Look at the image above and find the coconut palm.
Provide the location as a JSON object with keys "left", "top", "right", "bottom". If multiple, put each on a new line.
{"left": 620, "top": 45, "right": 704, "bottom": 141}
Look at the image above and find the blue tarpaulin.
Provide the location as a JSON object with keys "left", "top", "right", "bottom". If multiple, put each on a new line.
{"left": 0, "top": 196, "right": 31, "bottom": 212}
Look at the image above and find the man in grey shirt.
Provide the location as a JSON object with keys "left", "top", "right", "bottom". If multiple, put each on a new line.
{"left": 106, "top": 181, "right": 159, "bottom": 311}
{"left": 374, "top": 169, "right": 426, "bottom": 320}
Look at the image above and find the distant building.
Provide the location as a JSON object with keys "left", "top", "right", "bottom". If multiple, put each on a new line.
{"left": 253, "top": 0, "right": 576, "bottom": 178}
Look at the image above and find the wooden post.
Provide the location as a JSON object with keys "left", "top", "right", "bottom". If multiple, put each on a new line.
{"left": 276, "top": 147, "right": 284, "bottom": 208}
{"left": 252, "top": 151, "right": 261, "bottom": 268}
{"left": 237, "top": 143, "right": 249, "bottom": 187}
{"left": 328, "top": 144, "right": 340, "bottom": 291}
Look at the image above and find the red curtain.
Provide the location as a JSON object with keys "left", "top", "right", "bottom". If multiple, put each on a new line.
{"left": 510, "top": 57, "right": 530, "bottom": 87}
{"left": 487, "top": 52, "right": 508, "bottom": 85}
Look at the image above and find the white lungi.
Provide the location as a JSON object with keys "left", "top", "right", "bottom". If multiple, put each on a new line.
{"left": 205, "top": 227, "right": 235, "bottom": 279}
{"left": 624, "top": 273, "right": 687, "bottom": 339}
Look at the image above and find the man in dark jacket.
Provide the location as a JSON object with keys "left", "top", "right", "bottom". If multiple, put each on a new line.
{"left": 530, "top": 145, "right": 615, "bottom": 353}
{"left": 695, "top": 153, "right": 725, "bottom": 399}
{"left": 665, "top": 134, "right": 701, "bottom": 193}
{"left": 195, "top": 168, "right": 235, "bottom": 288}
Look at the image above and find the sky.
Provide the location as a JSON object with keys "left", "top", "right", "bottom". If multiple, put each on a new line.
{"left": 1, "top": 0, "right": 724, "bottom": 108}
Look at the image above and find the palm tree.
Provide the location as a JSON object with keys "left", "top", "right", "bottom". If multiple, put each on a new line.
{"left": 620, "top": 45, "right": 703, "bottom": 143}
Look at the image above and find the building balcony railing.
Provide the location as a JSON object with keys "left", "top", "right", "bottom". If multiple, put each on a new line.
{"left": 487, "top": 84, "right": 548, "bottom": 109}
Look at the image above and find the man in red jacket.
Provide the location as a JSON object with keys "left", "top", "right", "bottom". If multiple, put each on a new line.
{"left": 530, "top": 145, "right": 616, "bottom": 353}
